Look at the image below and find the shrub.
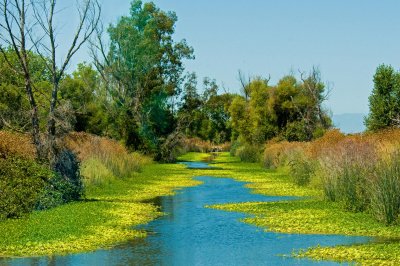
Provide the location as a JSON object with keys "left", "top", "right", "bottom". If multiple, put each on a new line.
{"left": 52, "top": 149, "right": 83, "bottom": 202}
{"left": 336, "top": 163, "right": 370, "bottom": 212}
{"left": 288, "top": 151, "right": 314, "bottom": 186}
{"left": 66, "top": 132, "right": 151, "bottom": 184}
{"left": 181, "top": 137, "right": 213, "bottom": 153}
{"left": 263, "top": 140, "right": 306, "bottom": 169}
{"left": 218, "top": 142, "right": 231, "bottom": 152}
{"left": 261, "top": 128, "right": 400, "bottom": 224}
{"left": 236, "top": 144, "right": 260, "bottom": 162}
{"left": 0, "top": 156, "right": 52, "bottom": 219}
{"left": 230, "top": 141, "right": 241, "bottom": 157}
{"left": 0, "top": 131, "right": 35, "bottom": 159}
{"left": 36, "top": 149, "right": 84, "bottom": 210}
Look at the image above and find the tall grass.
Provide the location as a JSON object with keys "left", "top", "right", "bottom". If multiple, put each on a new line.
{"left": 0, "top": 131, "right": 35, "bottom": 159}
{"left": 288, "top": 150, "right": 315, "bottom": 186}
{"left": 262, "top": 129, "right": 400, "bottom": 224}
{"left": 317, "top": 138, "right": 377, "bottom": 212}
{"left": 370, "top": 152, "right": 400, "bottom": 225}
{"left": 236, "top": 144, "right": 261, "bottom": 162}
{"left": 66, "top": 132, "right": 152, "bottom": 186}
{"left": 263, "top": 140, "right": 307, "bottom": 168}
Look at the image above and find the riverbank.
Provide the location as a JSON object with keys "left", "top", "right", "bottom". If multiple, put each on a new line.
{"left": 2, "top": 152, "right": 399, "bottom": 264}
{"left": 206, "top": 153, "right": 400, "bottom": 265}
{"left": 0, "top": 163, "right": 200, "bottom": 257}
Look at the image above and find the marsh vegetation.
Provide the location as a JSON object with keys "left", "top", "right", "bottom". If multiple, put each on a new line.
{"left": 1, "top": 0, "right": 400, "bottom": 265}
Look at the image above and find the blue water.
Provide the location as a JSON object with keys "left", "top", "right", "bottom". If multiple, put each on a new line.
{"left": 1, "top": 162, "right": 372, "bottom": 265}
{"left": 178, "top": 161, "right": 216, "bottom": 169}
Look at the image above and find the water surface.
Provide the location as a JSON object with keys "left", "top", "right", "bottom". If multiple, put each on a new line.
{"left": 1, "top": 162, "right": 372, "bottom": 265}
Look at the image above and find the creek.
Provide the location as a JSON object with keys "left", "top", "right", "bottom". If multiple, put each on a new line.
{"left": 2, "top": 161, "right": 372, "bottom": 265}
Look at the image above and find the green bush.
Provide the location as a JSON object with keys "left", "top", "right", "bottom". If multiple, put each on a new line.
{"left": 52, "top": 149, "right": 83, "bottom": 202}
{"left": 36, "top": 149, "right": 84, "bottom": 210}
{"left": 320, "top": 171, "right": 337, "bottom": 202}
{"left": 230, "top": 141, "right": 241, "bottom": 157}
{"left": 0, "top": 156, "right": 52, "bottom": 219}
{"left": 236, "top": 144, "right": 260, "bottom": 162}
{"left": 289, "top": 154, "right": 314, "bottom": 186}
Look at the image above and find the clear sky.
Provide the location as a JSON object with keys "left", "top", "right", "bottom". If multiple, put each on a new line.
{"left": 59, "top": 0, "right": 400, "bottom": 115}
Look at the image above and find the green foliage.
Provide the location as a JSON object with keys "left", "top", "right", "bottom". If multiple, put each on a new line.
{"left": 52, "top": 150, "right": 83, "bottom": 202}
{"left": 365, "top": 64, "right": 400, "bottom": 131}
{"left": 178, "top": 75, "right": 234, "bottom": 144}
{"left": 0, "top": 49, "right": 52, "bottom": 131}
{"left": 228, "top": 69, "right": 331, "bottom": 145}
{"left": 236, "top": 144, "right": 260, "bottom": 162}
{"left": 335, "top": 163, "right": 369, "bottom": 212}
{"left": 103, "top": 0, "right": 193, "bottom": 153}
{"left": 369, "top": 153, "right": 400, "bottom": 225}
{"left": 81, "top": 158, "right": 115, "bottom": 186}
{"left": 229, "top": 141, "right": 241, "bottom": 156}
{"left": 288, "top": 153, "right": 314, "bottom": 186}
{"left": 0, "top": 156, "right": 52, "bottom": 219}
{"left": 35, "top": 150, "right": 84, "bottom": 210}
{"left": 59, "top": 63, "right": 106, "bottom": 134}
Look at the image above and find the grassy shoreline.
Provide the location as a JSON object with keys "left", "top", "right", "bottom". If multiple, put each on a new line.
{"left": 0, "top": 162, "right": 200, "bottom": 257}
{"left": 2, "top": 152, "right": 400, "bottom": 264}
{"left": 205, "top": 153, "right": 400, "bottom": 265}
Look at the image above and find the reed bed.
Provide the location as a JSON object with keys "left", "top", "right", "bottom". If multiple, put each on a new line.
{"left": 262, "top": 129, "right": 400, "bottom": 225}
{"left": 66, "top": 132, "right": 152, "bottom": 186}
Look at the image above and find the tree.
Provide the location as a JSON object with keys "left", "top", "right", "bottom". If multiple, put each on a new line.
{"left": 229, "top": 95, "right": 249, "bottom": 142}
{"left": 59, "top": 63, "right": 106, "bottom": 134}
{"left": 178, "top": 72, "right": 202, "bottom": 137}
{"left": 365, "top": 64, "right": 400, "bottom": 131}
{"left": 247, "top": 78, "right": 276, "bottom": 143}
{"left": 228, "top": 69, "right": 332, "bottom": 143}
{"left": 0, "top": 49, "right": 51, "bottom": 131}
{"left": 0, "top": 0, "right": 101, "bottom": 162}
{"left": 92, "top": 0, "right": 193, "bottom": 152}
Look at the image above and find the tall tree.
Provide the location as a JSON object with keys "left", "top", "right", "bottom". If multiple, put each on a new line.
{"left": 365, "top": 64, "right": 400, "bottom": 131}
{"left": 92, "top": 0, "right": 193, "bottom": 152}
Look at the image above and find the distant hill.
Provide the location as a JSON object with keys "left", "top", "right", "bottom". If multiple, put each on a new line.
{"left": 332, "top": 113, "right": 366, "bottom": 134}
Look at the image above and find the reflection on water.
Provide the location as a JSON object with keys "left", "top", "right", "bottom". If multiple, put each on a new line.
{"left": 1, "top": 162, "right": 372, "bottom": 266}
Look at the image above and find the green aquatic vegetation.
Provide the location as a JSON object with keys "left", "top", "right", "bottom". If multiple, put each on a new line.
{"left": 206, "top": 152, "right": 400, "bottom": 265}
{"left": 177, "top": 152, "right": 212, "bottom": 162}
{"left": 211, "top": 200, "right": 400, "bottom": 238}
{"left": 2, "top": 151, "right": 400, "bottom": 264}
{"left": 299, "top": 242, "right": 400, "bottom": 265}
{"left": 0, "top": 201, "right": 157, "bottom": 256}
{"left": 0, "top": 163, "right": 199, "bottom": 257}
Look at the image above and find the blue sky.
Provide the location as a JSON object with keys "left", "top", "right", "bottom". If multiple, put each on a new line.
{"left": 59, "top": 0, "right": 400, "bottom": 115}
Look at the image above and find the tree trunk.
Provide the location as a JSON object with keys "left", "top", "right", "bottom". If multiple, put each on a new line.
{"left": 25, "top": 81, "right": 44, "bottom": 160}
{"left": 46, "top": 80, "right": 59, "bottom": 164}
